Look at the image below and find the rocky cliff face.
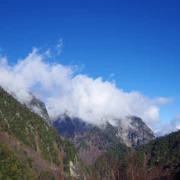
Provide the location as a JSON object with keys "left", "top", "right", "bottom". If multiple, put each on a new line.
{"left": 116, "top": 116, "right": 155, "bottom": 147}
{"left": 53, "top": 115, "right": 155, "bottom": 165}
{"left": 26, "top": 95, "right": 51, "bottom": 125}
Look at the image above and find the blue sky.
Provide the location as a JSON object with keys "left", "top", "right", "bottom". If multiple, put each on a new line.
{"left": 0, "top": 0, "right": 180, "bottom": 129}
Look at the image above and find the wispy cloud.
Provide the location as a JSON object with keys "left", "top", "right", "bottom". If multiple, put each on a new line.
{"left": 0, "top": 47, "right": 172, "bottom": 130}
{"left": 44, "top": 48, "right": 51, "bottom": 58}
{"left": 154, "top": 115, "right": 180, "bottom": 136}
{"left": 152, "top": 97, "right": 173, "bottom": 105}
{"left": 56, "top": 39, "right": 63, "bottom": 55}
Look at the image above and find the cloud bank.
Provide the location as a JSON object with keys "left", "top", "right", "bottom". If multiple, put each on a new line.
{"left": 0, "top": 48, "right": 172, "bottom": 128}
{"left": 154, "top": 115, "right": 180, "bottom": 136}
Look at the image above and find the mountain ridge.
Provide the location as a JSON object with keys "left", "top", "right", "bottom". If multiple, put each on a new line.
{"left": 1, "top": 86, "right": 179, "bottom": 179}
{"left": 53, "top": 114, "right": 155, "bottom": 165}
{"left": 0, "top": 87, "right": 88, "bottom": 179}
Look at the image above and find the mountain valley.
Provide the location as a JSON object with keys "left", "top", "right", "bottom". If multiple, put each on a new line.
{"left": 0, "top": 87, "right": 179, "bottom": 180}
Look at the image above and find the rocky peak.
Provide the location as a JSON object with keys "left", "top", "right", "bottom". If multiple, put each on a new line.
{"left": 116, "top": 116, "right": 155, "bottom": 147}
{"left": 26, "top": 95, "right": 51, "bottom": 125}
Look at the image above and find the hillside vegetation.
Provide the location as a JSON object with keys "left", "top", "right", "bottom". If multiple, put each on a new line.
{"left": 93, "top": 130, "right": 180, "bottom": 180}
{"left": 0, "top": 87, "right": 87, "bottom": 179}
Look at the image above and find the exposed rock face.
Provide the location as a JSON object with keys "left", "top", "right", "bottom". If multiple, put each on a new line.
{"left": 26, "top": 95, "right": 51, "bottom": 125}
{"left": 117, "top": 116, "right": 155, "bottom": 147}
{"left": 53, "top": 115, "right": 155, "bottom": 165}
{"left": 69, "top": 159, "right": 86, "bottom": 180}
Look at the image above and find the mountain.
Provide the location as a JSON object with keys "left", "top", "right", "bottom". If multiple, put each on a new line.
{"left": 116, "top": 116, "right": 155, "bottom": 147}
{"left": 26, "top": 94, "right": 51, "bottom": 125}
{"left": 53, "top": 115, "right": 155, "bottom": 165}
{"left": 1, "top": 86, "right": 179, "bottom": 179}
{"left": 0, "top": 87, "right": 88, "bottom": 179}
{"left": 53, "top": 113, "right": 180, "bottom": 179}
{"left": 54, "top": 116, "right": 118, "bottom": 165}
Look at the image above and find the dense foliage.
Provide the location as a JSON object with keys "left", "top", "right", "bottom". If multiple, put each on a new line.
{"left": 0, "top": 143, "right": 34, "bottom": 179}
{"left": 141, "top": 130, "right": 180, "bottom": 168}
{"left": 93, "top": 130, "right": 180, "bottom": 179}
{"left": 94, "top": 142, "right": 131, "bottom": 179}
{"left": 78, "top": 122, "right": 121, "bottom": 153}
{"left": 0, "top": 88, "right": 64, "bottom": 164}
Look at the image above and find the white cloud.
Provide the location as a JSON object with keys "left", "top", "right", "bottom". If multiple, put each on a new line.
{"left": 0, "top": 56, "right": 8, "bottom": 66}
{"left": 0, "top": 48, "right": 172, "bottom": 128}
{"left": 171, "top": 115, "right": 180, "bottom": 130}
{"left": 154, "top": 115, "right": 180, "bottom": 136}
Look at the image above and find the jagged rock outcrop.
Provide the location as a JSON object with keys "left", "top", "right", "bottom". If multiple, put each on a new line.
{"left": 26, "top": 95, "right": 51, "bottom": 125}
{"left": 116, "top": 116, "right": 155, "bottom": 147}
